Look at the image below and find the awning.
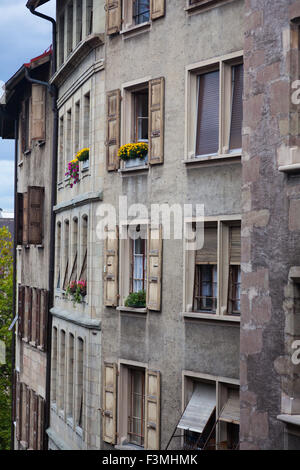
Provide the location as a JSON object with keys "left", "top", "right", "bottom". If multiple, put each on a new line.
{"left": 219, "top": 389, "right": 240, "bottom": 425}
{"left": 178, "top": 382, "right": 216, "bottom": 434}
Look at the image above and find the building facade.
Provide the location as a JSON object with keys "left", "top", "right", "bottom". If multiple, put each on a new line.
{"left": 3, "top": 0, "right": 300, "bottom": 451}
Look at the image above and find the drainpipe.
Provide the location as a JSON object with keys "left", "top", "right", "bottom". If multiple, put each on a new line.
{"left": 25, "top": 4, "right": 58, "bottom": 449}
{"left": 11, "top": 117, "right": 18, "bottom": 450}
{"left": 27, "top": 5, "right": 57, "bottom": 76}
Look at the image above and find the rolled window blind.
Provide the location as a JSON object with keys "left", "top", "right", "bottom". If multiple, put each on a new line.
{"left": 196, "top": 226, "right": 218, "bottom": 264}
{"left": 229, "top": 225, "right": 241, "bottom": 264}
{"left": 229, "top": 64, "right": 243, "bottom": 151}
{"left": 196, "top": 70, "right": 219, "bottom": 156}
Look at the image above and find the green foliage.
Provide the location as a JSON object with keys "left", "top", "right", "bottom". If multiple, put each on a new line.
{"left": 0, "top": 226, "right": 13, "bottom": 450}
{"left": 125, "top": 290, "right": 146, "bottom": 308}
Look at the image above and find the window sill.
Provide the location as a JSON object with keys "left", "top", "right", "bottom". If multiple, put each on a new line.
{"left": 277, "top": 414, "right": 300, "bottom": 427}
{"left": 183, "top": 153, "right": 241, "bottom": 168}
{"left": 18, "top": 160, "right": 23, "bottom": 167}
{"left": 185, "top": 0, "right": 236, "bottom": 15}
{"left": 183, "top": 312, "right": 240, "bottom": 323}
{"left": 117, "top": 306, "right": 147, "bottom": 314}
{"left": 120, "top": 22, "right": 151, "bottom": 39}
{"left": 118, "top": 164, "right": 149, "bottom": 176}
{"left": 278, "top": 163, "right": 300, "bottom": 174}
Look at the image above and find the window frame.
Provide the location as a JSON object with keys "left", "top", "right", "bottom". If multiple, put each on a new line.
{"left": 122, "top": 0, "right": 151, "bottom": 34}
{"left": 184, "top": 215, "right": 241, "bottom": 321}
{"left": 185, "top": 51, "right": 243, "bottom": 164}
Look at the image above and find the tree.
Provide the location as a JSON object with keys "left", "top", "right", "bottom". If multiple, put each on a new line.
{"left": 0, "top": 226, "right": 13, "bottom": 450}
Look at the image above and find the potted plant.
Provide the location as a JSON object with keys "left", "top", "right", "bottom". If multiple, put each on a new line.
{"left": 66, "top": 280, "right": 87, "bottom": 304}
{"left": 118, "top": 142, "right": 148, "bottom": 168}
{"left": 124, "top": 290, "right": 146, "bottom": 308}
{"left": 76, "top": 148, "right": 89, "bottom": 162}
{"left": 65, "top": 159, "right": 80, "bottom": 188}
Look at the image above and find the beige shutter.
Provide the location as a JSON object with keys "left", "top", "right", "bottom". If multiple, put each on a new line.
{"left": 31, "top": 84, "right": 45, "bottom": 141}
{"left": 145, "top": 370, "right": 161, "bottom": 450}
{"left": 102, "top": 362, "right": 117, "bottom": 444}
{"left": 150, "top": 0, "right": 165, "bottom": 20}
{"left": 106, "top": 89, "right": 121, "bottom": 171}
{"left": 148, "top": 78, "right": 165, "bottom": 165}
{"left": 196, "top": 225, "right": 218, "bottom": 264}
{"left": 106, "top": 0, "right": 121, "bottom": 35}
{"left": 28, "top": 186, "right": 44, "bottom": 245}
{"left": 229, "top": 225, "right": 241, "bottom": 264}
{"left": 104, "top": 226, "right": 119, "bottom": 307}
{"left": 147, "top": 225, "right": 162, "bottom": 311}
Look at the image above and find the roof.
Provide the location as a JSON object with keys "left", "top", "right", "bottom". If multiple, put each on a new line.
{"left": 26, "top": 0, "right": 50, "bottom": 8}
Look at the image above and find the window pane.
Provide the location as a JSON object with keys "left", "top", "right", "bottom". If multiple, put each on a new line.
{"left": 229, "top": 64, "right": 243, "bottom": 151}
{"left": 134, "top": 0, "right": 150, "bottom": 25}
{"left": 194, "top": 265, "right": 217, "bottom": 312}
{"left": 228, "top": 265, "right": 241, "bottom": 314}
{"left": 196, "top": 71, "right": 219, "bottom": 156}
{"left": 133, "top": 238, "right": 147, "bottom": 292}
{"left": 128, "top": 369, "right": 145, "bottom": 446}
{"left": 135, "top": 91, "right": 149, "bottom": 142}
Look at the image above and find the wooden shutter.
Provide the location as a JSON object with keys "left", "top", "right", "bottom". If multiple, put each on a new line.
{"left": 28, "top": 186, "right": 44, "bottom": 245}
{"left": 106, "top": 89, "right": 121, "bottom": 171}
{"left": 145, "top": 370, "right": 160, "bottom": 450}
{"left": 33, "top": 392, "right": 38, "bottom": 450}
{"left": 37, "top": 396, "right": 45, "bottom": 450}
{"left": 23, "top": 192, "right": 28, "bottom": 245}
{"left": 196, "top": 70, "right": 219, "bottom": 156}
{"left": 229, "top": 225, "right": 241, "bottom": 265}
{"left": 16, "top": 193, "right": 24, "bottom": 245}
{"left": 196, "top": 225, "right": 218, "bottom": 264}
{"left": 104, "top": 226, "right": 119, "bottom": 307}
{"left": 31, "top": 84, "right": 45, "bottom": 141}
{"left": 40, "top": 290, "right": 49, "bottom": 351}
{"left": 102, "top": 362, "right": 117, "bottom": 444}
{"left": 18, "top": 285, "right": 25, "bottom": 339}
{"left": 35, "top": 289, "right": 41, "bottom": 347}
{"left": 148, "top": 77, "right": 165, "bottom": 165}
{"left": 106, "top": 0, "right": 121, "bottom": 35}
{"left": 28, "top": 287, "right": 33, "bottom": 343}
{"left": 229, "top": 64, "right": 243, "bottom": 151}
{"left": 25, "top": 385, "right": 30, "bottom": 446}
{"left": 147, "top": 225, "right": 162, "bottom": 311}
{"left": 150, "top": 0, "right": 165, "bottom": 20}
{"left": 16, "top": 372, "right": 21, "bottom": 441}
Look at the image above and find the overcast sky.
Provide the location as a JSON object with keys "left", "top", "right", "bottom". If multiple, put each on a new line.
{"left": 0, "top": 0, "right": 56, "bottom": 211}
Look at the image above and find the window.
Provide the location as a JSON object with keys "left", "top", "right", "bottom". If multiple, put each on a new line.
{"left": 66, "top": 109, "right": 72, "bottom": 162}
{"left": 21, "top": 97, "right": 31, "bottom": 153}
{"left": 134, "top": 89, "right": 149, "bottom": 142}
{"left": 86, "top": 0, "right": 93, "bottom": 35}
{"left": 79, "top": 215, "right": 88, "bottom": 283}
{"left": 185, "top": 218, "right": 241, "bottom": 317}
{"left": 67, "top": 1, "right": 74, "bottom": 56}
{"left": 62, "top": 220, "right": 70, "bottom": 291}
{"left": 186, "top": 53, "right": 243, "bottom": 161}
{"left": 59, "top": 14, "right": 65, "bottom": 67}
{"left": 70, "top": 217, "right": 78, "bottom": 284}
{"left": 55, "top": 222, "right": 61, "bottom": 289}
{"left": 51, "top": 327, "right": 58, "bottom": 404}
{"left": 131, "top": 234, "right": 147, "bottom": 293}
{"left": 58, "top": 116, "right": 64, "bottom": 183}
{"left": 67, "top": 333, "right": 75, "bottom": 419}
{"left": 133, "top": 0, "right": 150, "bottom": 25}
{"left": 128, "top": 368, "right": 145, "bottom": 446}
{"left": 83, "top": 93, "right": 90, "bottom": 169}
{"left": 76, "top": 0, "right": 83, "bottom": 43}
{"left": 59, "top": 330, "right": 66, "bottom": 413}
{"left": 76, "top": 337, "right": 84, "bottom": 428}
{"left": 75, "top": 101, "right": 80, "bottom": 155}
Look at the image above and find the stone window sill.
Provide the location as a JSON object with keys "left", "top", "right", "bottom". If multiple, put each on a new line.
{"left": 117, "top": 306, "right": 147, "bottom": 314}
{"left": 277, "top": 414, "right": 300, "bottom": 427}
{"left": 183, "top": 153, "right": 241, "bottom": 168}
{"left": 183, "top": 312, "right": 240, "bottom": 323}
{"left": 278, "top": 163, "right": 300, "bottom": 174}
{"left": 185, "top": 0, "right": 236, "bottom": 15}
{"left": 120, "top": 22, "right": 151, "bottom": 39}
{"left": 118, "top": 165, "right": 149, "bottom": 176}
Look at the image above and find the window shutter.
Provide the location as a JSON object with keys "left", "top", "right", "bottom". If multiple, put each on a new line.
{"left": 23, "top": 192, "right": 28, "bottom": 245}
{"left": 148, "top": 77, "right": 165, "bottom": 165}
{"left": 37, "top": 396, "right": 45, "bottom": 450}
{"left": 40, "top": 290, "right": 49, "bottom": 351}
{"left": 196, "top": 70, "right": 220, "bottom": 156}
{"left": 229, "top": 64, "right": 243, "bottom": 151}
{"left": 229, "top": 225, "right": 241, "bottom": 264}
{"left": 145, "top": 370, "right": 161, "bottom": 450}
{"left": 196, "top": 225, "right": 218, "bottom": 264}
{"left": 35, "top": 289, "right": 41, "bottom": 347}
{"left": 150, "top": 0, "right": 165, "bottom": 20}
{"left": 31, "top": 84, "right": 46, "bottom": 141}
{"left": 147, "top": 225, "right": 162, "bottom": 311}
{"left": 16, "top": 193, "right": 24, "bottom": 245}
{"left": 104, "top": 225, "right": 119, "bottom": 307}
{"left": 25, "top": 385, "right": 30, "bottom": 446}
{"left": 16, "top": 372, "right": 21, "bottom": 441}
{"left": 18, "top": 285, "right": 25, "bottom": 339}
{"left": 102, "top": 362, "right": 117, "bottom": 444}
{"left": 28, "top": 186, "right": 44, "bottom": 245}
{"left": 106, "top": 0, "right": 121, "bottom": 35}
{"left": 106, "top": 89, "right": 121, "bottom": 171}
{"left": 33, "top": 392, "right": 38, "bottom": 450}
{"left": 28, "top": 288, "right": 33, "bottom": 343}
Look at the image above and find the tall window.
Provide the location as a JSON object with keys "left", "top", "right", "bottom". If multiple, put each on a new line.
{"left": 228, "top": 226, "right": 241, "bottom": 315}
{"left": 134, "top": 89, "right": 148, "bottom": 142}
{"left": 77, "top": 337, "right": 84, "bottom": 428}
{"left": 83, "top": 93, "right": 90, "bottom": 168}
{"left": 80, "top": 215, "right": 88, "bottom": 282}
{"left": 66, "top": 109, "right": 72, "bottom": 161}
{"left": 131, "top": 227, "right": 147, "bottom": 293}
{"left": 128, "top": 368, "right": 145, "bottom": 446}
{"left": 63, "top": 220, "right": 70, "bottom": 291}
{"left": 51, "top": 327, "right": 58, "bottom": 404}
{"left": 76, "top": 0, "right": 82, "bottom": 43}
{"left": 59, "top": 330, "right": 66, "bottom": 412}
{"left": 133, "top": 0, "right": 150, "bottom": 24}
{"left": 67, "top": 1, "right": 74, "bottom": 55}
{"left": 58, "top": 116, "right": 64, "bottom": 182}
{"left": 70, "top": 217, "right": 78, "bottom": 284}
{"left": 86, "top": 0, "right": 93, "bottom": 35}
{"left": 229, "top": 64, "right": 243, "bottom": 152}
{"left": 56, "top": 222, "right": 61, "bottom": 289}
{"left": 196, "top": 70, "right": 219, "bottom": 157}
{"left": 59, "top": 14, "right": 65, "bottom": 66}
{"left": 75, "top": 101, "right": 80, "bottom": 154}
{"left": 67, "top": 333, "right": 74, "bottom": 419}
